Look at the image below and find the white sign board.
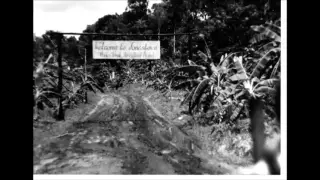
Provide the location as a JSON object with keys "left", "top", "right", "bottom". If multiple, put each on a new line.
{"left": 92, "top": 41, "right": 160, "bottom": 59}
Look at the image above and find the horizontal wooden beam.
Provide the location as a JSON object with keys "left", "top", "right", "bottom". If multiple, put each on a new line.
{"left": 51, "top": 31, "right": 199, "bottom": 36}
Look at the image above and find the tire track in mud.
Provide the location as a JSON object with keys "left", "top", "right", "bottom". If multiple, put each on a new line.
{"left": 34, "top": 92, "right": 236, "bottom": 174}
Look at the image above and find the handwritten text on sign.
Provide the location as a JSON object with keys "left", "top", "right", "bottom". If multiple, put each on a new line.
{"left": 92, "top": 41, "right": 160, "bottom": 59}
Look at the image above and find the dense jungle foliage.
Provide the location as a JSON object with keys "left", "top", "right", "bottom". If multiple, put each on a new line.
{"left": 33, "top": 0, "right": 280, "bottom": 126}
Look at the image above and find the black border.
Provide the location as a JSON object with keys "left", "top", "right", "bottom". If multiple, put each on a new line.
{"left": 287, "top": 0, "right": 313, "bottom": 177}
{"left": 2, "top": 0, "right": 33, "bottom": 177}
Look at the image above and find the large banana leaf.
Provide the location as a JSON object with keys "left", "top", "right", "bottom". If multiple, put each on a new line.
{"left": 37, "top": 96, "right": 56, "bottom": 109}
{"left": 256, "top": 78, "right": 280, "bottom": 88}
{"left": 234, "top": 89, "right": 246, "bottom": 100}
{"left": 174, "top": 65, "right": 207, "bottom": 74}
{"left": 35, "top": 90, "right": 61, "bottom": 103}
{"left": 229, "top": 74, "right": 248, "bottom": 82}
{"left": 172, "top": 79, "right": 199, "bottom": 90}
{"left": 250, "top": 48, "right": 281, "bottom": 78}
{"left": 46, "top": 71, "right": 75, "bottom": 82}
{"left": 80, "top": 82, "right": 104, "bottom": 94}
{"left": 250, "top": 25, "right": 280, "bottom": 43}
{"left": 42, "top": 35, "right": 58, "bottom": 49}
{"left": 230, "top": 99, "right": 246, "bottom": 121}
{"left": 42, "top": 76, "right": 57, "bottom": 87}
{"left": 43, "top": 63, "right": 59, "bottom": 71}
{"left": 275, "top": 83, "right": 280, "bottom": 122}
{"left": 218, "top": 53, "right": 230, "bottom": 67}
{"left": 270, "top": 59, "right": 280, "bottom": 78}
{"left": 218, "top": 52, "right": 242, "bottom": 68}
{"left": 190, "top": 79, "right": 211, "bottom": 112}
{"left": 188, "top": 59, "right": 198, "bottom": 66}
{"left": 257, "top": 41, "right": 279, "bottom": 55}
{"left": 198, "top": 51, "right": 208, "bottom": 62}
{"left": 165, "top": 65, "right": 206, "bottom": 80}
{"left": 250, "top": 77, "right": 260, "bottom": 87}
{"left": 229, "top": 56, "right": 249, "bottom": 82}
{"left": 172, "top": 75, "right": 191, "bottom": 82}
{"left": 254, "top": 86, "right": 277, "bottom": 95}
{"left": 181, "top": 88, "right": 197, "bottom": 106}
{"left": 210, "top": 54, "right": 234, "bottom": 77}
{"left": 84, "top": 74, "right": 98, "bottom": 84}
{"left": 210, "top": 62, "right": 219, "bottom": 75}
{"left": 265, "top": 21, "right": 281, "bottom": 35}
{"left": 224, "top": 84, "right": 237, "bottom": 96}
{"left": 250, "top": 48, "right": 280, "bottom": 79}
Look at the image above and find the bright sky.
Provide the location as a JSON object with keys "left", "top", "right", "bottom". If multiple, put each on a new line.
{"left": 33, "top": 0, "right": 162, "bottom": 37}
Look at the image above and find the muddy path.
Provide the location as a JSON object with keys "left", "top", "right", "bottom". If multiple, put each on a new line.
{"left": 33, "top": 87, "right": 240, "bottom": 174}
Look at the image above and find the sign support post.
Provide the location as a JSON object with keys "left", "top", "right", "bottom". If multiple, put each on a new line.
{"left": 188, "top": 33, "right": 192, "bottom": 63}
{"left": 57, "top": 34, "right": 64, "bottom": 120}
{"left": 84, "top": 48, "right": 88, "bottom": 103}
{"left": 84, "top": 48, "right": 87, "bottom": 81}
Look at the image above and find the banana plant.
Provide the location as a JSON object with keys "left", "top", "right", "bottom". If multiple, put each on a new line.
{"left": 33, "top": 84, "right": 61, "bottom": 121}
{"left": 170, "top": 53, "right": 239, "bottom": 116}
{"left": 243, "top": 78, "right": 279, "bottom": 99}
{"left": 34, "top": 53, "right": 54, "bottom": 87}
{"left": 220, "top": 21, "right": 281, "bottom": 123}
{"left": 248, "top": 20, "right": 281, "bottom": 80}
{"left": 61, "top": 82, "right": 85, "bottom": 109}
{"left": 229, "top": 19, "right": 281, "bottom": 98}
{"left": 142, "top": 60, "right": 172, "bottom": 91}
{"left": 230, "top": 56, "right": 280, "bottom": 99}
{"left": 198, "top": 33, "right": 212, "bottom": 60}
{"left": 33, "top": 53, "right": 60, "bottom": 120}
{"left": 222, "top": 55, "right": 280, "bottom": 124}
{"left": 249, "top": 25, "right": 280, "bottom": 45}
{"left": 63, "top": 70, "right": 104, "bottom": 106}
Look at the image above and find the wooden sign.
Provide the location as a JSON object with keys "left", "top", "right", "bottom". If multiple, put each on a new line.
{"left": 92, "top": 40, "right": 160, "bottom": 59}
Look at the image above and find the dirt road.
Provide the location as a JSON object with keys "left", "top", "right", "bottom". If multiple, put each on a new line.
{"left": 33, "top": 85, "right": 243, "bottom": 174}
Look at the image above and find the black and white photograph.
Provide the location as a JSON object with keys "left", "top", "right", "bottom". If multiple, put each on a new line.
{"left": 33, "top": 0, "right": 286, "bottom": 178}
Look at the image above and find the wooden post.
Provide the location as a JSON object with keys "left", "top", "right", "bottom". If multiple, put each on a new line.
{"left": 173, "top": 34, "right": 176, "bottom": 57}
{"left": 84, "top": 48, "right": 87, "bottom": 81}
{"left": 188, "top": 33, "right": 192, "bottom": 63}
{"left": 84, "top": 48, "right": 88, "bottom": 103}
{"left": 173, "top": 23, "right": 176, "bottom": 58}
{"left": 57, "top": 34, "right": 64, "bottom": 120}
